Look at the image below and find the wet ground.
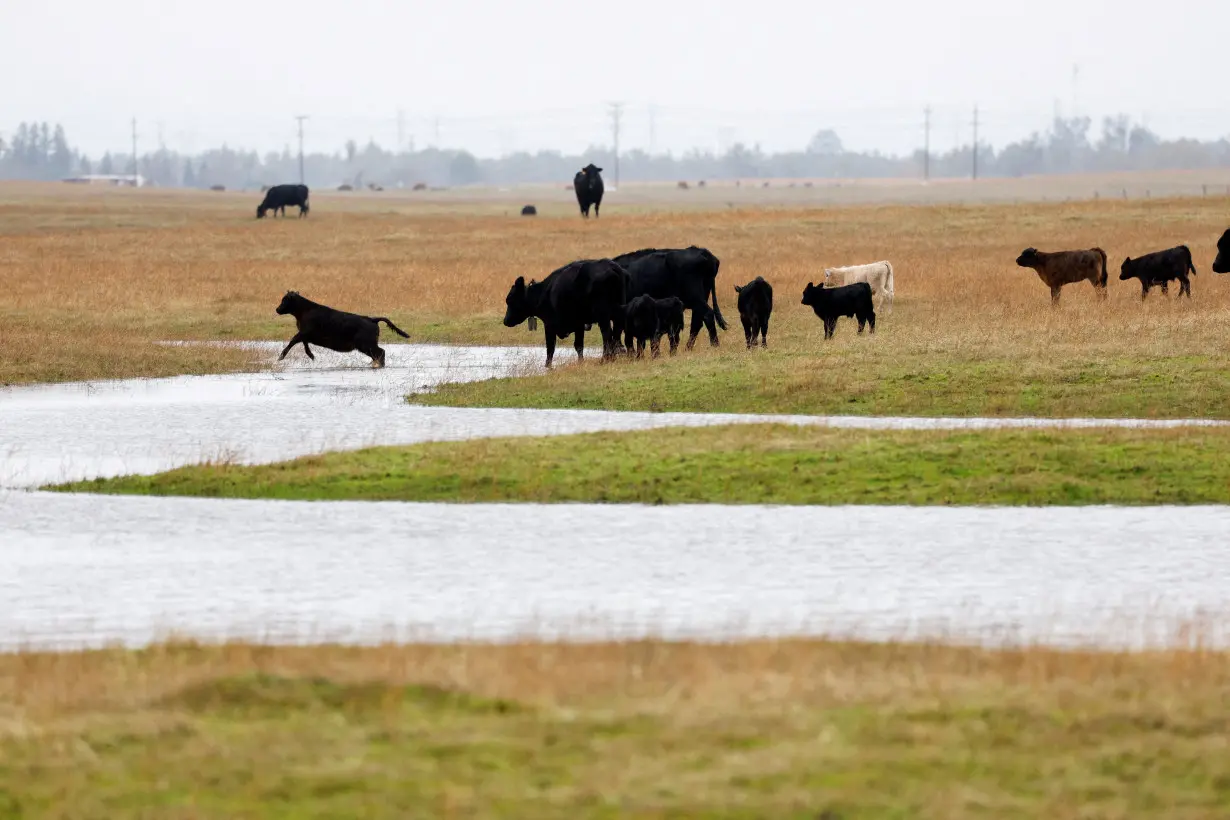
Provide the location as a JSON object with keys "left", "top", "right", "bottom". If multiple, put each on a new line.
{"left": 3, "top": 342, "right": 1228, "bottom": 650}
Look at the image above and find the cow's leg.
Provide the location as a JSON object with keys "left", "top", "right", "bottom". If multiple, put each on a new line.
{"left": 301, "top": 341, "right": 315, "bottom": 360}
{"left": 742, "top": 318, "right": 753, "bottom": 349}
{"left": 685, "top": 306, "right": 707, "bottom": 350}
{"left": 1181, "top": 277, "right": 1191, "bottom": 298}
{"left": 824, "top": 319, "right": 835, "bottom": 340}
{"left": 703, "top": 307, "right": 720, "bottom": 347}
{"left": 543, "top": 326, "right": 556, "bottom": 368}
{"left": 1140, "top": 282, "right": 1149, "bottom": 301}
{"left": 594, "top": 201, "right": 600, "bottom": 219}
{"left": 635, "top": 338, "right": 645, "bottom": 359}
{"left": 868, "top": 312, "right": 876, "bottom": 334}
{"left": 857, "top": 316, "right": 866, "bottom": 334}
{"left": 651, "top": 336, "right": 661, "bottom": 359}
{"left": 760, "top": 318, "right": 769, "bottom": 347}
{"left": 279, "top": 333, "right": 305, "bottom": 360}
{"left": 1160, "top": 282, "right": 1169, "bottom": 297}
{"left": 1050, "top": 285, "right": 1062, "bottom": 305}
{"left": 573, "top": 329, "right": 585, "bottom": 361}
{"left": 359, "top": 344, "right": 386, "bottom": 368}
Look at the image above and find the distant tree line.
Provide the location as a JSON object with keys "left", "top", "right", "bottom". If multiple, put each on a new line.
{"left": 4, "top": 116, "right": 1230, "bottom": 190}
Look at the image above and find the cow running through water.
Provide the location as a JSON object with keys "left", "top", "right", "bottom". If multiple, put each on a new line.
{"left": 257, "top": 184, "right": 310, "bottom": 218}
{"left": 573, "top": 164, "right": 605, "bottom": 218}
{"left": 503, "top": 258, "right": 627, "bottom": 367}
{"left": 1014, "top": 247, "right": 1108, "bottom": 304}
{"left": 1119, "top": 245, "right": 1197, "bottom": 300}
{"left": 274, "top": 291, "right": 409, "bottom": 368}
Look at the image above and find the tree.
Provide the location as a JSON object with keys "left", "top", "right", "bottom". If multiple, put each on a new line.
{"left": 79, "top": 155, "right": 93, "bottom": 175}
{"left": 50, "top": 124, "right": 73, "bottom": 177}
{"left": 99, "top": 152, "right": 114, "bottom": 174}
{"left": 807, "top": 129, "right": 844, "bottom": 156}
{"left": 448, "top": 151, "right": 480, "bottom": 185}
{"left": 183, "top": 160, "right": 196, "bottom": 188}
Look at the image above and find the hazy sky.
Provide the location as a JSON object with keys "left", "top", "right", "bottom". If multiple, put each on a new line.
{"left": 3, "top": 0, "right": 1228, "bottom": 159}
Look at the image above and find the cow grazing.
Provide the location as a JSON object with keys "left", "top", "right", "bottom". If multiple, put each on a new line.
{"left": 573, "top": 163, "right": 605, "bottom": 218}
{"left": 1213, "top": 229, "right": 1230, "bottom": 274}
{"left": 1014, "top": 247, "right": 1108, "bottom": 304}
{"left": 1119, "top": 245, "right": 1197, "bottom": 299}
{"left": 801, "top": 282, "right": 875, "bottom": 340}
{"left": 735, "top": 276, "right": 773, "bottom": 348}
{"left": 521, "top": 204, "right": 538, "bottom": 216}
{"left": 503, "top": 258, "right": 626, "bottom": 367}
{"left": 611, "top": 246, "right": 727, "bottom": 349}
{"left": 823, "top": 261, "right": 895, "bottom": 314}
{"left": 274, "top": 291, "right": 409, "bottom": 368}
{"left": 623, "top": 295, "right": 685, "bottom": 358}
{"left": 257, "top": 184, "right": 310, "bottom": 219}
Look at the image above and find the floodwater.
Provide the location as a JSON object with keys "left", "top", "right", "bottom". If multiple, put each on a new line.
{"left": 3, "top": 492, "right": 1228, "bottom": 651}
{"left": 3, "top": 341, "right": 1226, "bottom": 488}
{"left": 3, "top": 342, "right": 1229, "bottom": 651}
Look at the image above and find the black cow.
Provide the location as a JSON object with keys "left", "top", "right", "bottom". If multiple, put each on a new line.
{"left": 1119, "top": 245, "right": 1197, "bottom": 299}
{"left": 735, "top": 276, "right": 773, "bottom": 348}
{"left": 275, "top": 291, "right": 409, "bottom": 368}
{"left": 257, "top": 184, "right": 310, "bottom": 218}
{"left": 801, "top": 282, "right": 875, "bottom": 339}
{"left": 623, "top": 295, "right": 685, "bottom": 358}
{"left": 521, "top": 204, "right": 537, "bottom": 216}
{"left": 1213, "top": 229, "right": 1230, "bottom": 274}
{"left": 573, "top": 164, "right": 604, "bottom": 218}
{"left": 503, "top": 258, "right": 626, "bottom": 367}
{"left": 611, "top": 246, "right": 727, "bottom": 349}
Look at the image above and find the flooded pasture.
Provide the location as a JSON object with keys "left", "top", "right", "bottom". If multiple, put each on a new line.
{"left": 2, "top": 342, "right": 1228, "bottom": 651}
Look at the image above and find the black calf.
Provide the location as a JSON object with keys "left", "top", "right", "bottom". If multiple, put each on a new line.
{"left": 735, "top": 276, "right": 773, "bottom": 348}
{"left": 801, "top": 282, "right": 875, "bottom": 340}
{"left": 274, "top": 291, "right": 409, "bottom": 368}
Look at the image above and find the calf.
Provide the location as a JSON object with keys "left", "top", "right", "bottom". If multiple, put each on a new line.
{"left": 823, "top": 261, "right": 894, "bottom": 314}
{"left": 1014, "top": 247, "right": 1108, "bottom": 304}
{"left": 1119, "top": 245, "right": 1197, "bottom": 299}
{"left": 275, "top": 291, "right": 409, "bottom": 368}
{"left": 1213, "top": 229, "right": 1230, "bottom": 274}
{"left": 734, "top": 276, "right": 773, "bottom": 348}
{"left": 623, "top": 295, "right": 685, "bottom": 358}
{"left": 801, "top": 282, "right": 875, "bottom": 340}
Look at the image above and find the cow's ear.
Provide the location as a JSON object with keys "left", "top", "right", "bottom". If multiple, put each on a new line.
{"left": 734, "top": 285, "right": 742, "bottom": 293}
{"left": 514, "top": 276, "right": 525, "bottom": 290}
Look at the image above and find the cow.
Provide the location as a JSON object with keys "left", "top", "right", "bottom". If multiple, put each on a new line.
{"left": 801, "top": 282, "right": 875, "bottom": 340}
{"left": 623, "top": 295, "right": 685, "bottom": 358}
{"left": 823, "top": 261, "right": 895, "bottom": 314}
{"left": 1213, "top": 229, "right": 1230, "bottom": 274}
{"left": 573, "top": 164, "right": 604, "bottom": 218}
{"left": 257, "top": 184, "right": 310, "bottom": 219}
{"left": 1119, "top": 245, "right": 1197, "bottom": 299}
{"left": 274, "top": 291, "right": 409, "bottom": 368}
{"left": 611, "top": 246, "right": 727, "bottom": 349}
{"left": 1014, "top": 247, "right": 1108, "bottom": 304}
{"left": 521, "top": 204, "right": 538, "bottom": 216}
{"left": 503, "top": 258, "right": 626, "bottom": 367}
{"left": 735, "top": 276, "right": 773, "bottom": 348}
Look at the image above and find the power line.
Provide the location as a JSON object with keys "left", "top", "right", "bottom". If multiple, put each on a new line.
{"left": 649, "top": 103, "right": 657, "bottom": 154}
{"left": 295, "top": 115, "right": 309, "bottom": 184}
{"left": 131, "top": 117, "right": 138, "bottom": 187}
{"left": 608, "top": 102, "right": 624, "bottom": 186}
{"left": 971, "top": 104, "right": 979, "bottom": 181}
{"left": 397, "top": 109, "right": 405, "bottom": 152}
{"left": 923, "top": 105, "right": 931, "bottom": 181}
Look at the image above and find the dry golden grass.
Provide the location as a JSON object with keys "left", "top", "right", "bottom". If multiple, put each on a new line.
{"left": 3, "top": 180, "right": 1230, "bottom": 394}
{"left": 2, "top": 637, "right": 1229, "bottom": 817}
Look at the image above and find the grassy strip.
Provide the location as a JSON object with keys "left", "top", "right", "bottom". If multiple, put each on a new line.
{"left": 49, "top": 425, "right": 1230, "bottom": 505}
{"left": 416, "top": 342, "right": 1230, "bottom": 419}
{"left": 2, "top": 638, "right": 1228, "bottom": 818}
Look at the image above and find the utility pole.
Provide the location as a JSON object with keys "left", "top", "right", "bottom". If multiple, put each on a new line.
{"left": 433, "top": 116, "right": 441, "bottom": 147}
{"left": 397, "top": 109, "right": 405, "bottom": 152}
{"left": 608, "top": 102, "right": 624, "bottom": 186}
{"left": 923, "top": 105, "right": 931, "bottom": 181}
{"left": 295, "top": 115, "right": 308, "bottom": 184}
{"left": 971, "top": 104, "right": 979, "bottom": 181}
{"left": 131, "top": 117, "right": 138, "bottom": 187}
{"left": 648, "top": 103, "right": 657, "bottom": 155}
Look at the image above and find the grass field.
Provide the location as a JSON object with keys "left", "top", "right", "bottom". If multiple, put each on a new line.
{"left": 3, "top": 180, "right": 1230, "bottom": 419}
{"left": 2, "top": 637, "right": 1228, "bottom": 818}
{"left": 51, "top": 424, "right": 1230, "bottom": 506}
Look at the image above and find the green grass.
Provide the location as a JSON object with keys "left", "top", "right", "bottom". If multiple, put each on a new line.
{"left": 49, "top": 424, "right": 1230, "bottom": 505}
{"left": 4, "top": 639, "right": 1230, "bottom": 818}
{"left": 415, "top": 343, "right": 1230, "bottom": 419}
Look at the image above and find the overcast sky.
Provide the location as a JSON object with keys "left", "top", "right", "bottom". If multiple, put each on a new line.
{"left": 3, "top": 0, "right": 1227, "bottom": 159}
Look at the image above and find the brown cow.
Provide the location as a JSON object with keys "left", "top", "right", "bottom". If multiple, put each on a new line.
{"left": 1014, "top": 247, "right": 1108, "bottom": 304}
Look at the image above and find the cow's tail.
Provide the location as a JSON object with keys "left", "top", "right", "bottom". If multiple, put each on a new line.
{"left": 1093, "top": 247, "right": 1108, "bottom": 287}
{"left": 1185, "top": 245, "right": 1197, "bottom": 275}
{"left": 371, "top": 317, "right": 410, "bottom": 338}
{"left": 709, "top": 256, "right": 728, "bottom": 330}
{"left": 884, "top": 261, "right": 895, "bottom": 312}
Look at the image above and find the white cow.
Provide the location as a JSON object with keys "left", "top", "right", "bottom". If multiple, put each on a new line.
{"left": 823, "top": 261, "right": 895, "bottom": 314}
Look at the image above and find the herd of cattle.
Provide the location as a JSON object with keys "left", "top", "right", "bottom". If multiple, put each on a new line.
{"left": 257, "top": 174, "right": 1230, "bottom": 369}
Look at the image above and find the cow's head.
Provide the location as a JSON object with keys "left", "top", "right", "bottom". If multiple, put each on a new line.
{"left": 504, "top": 276, "right": 533, "bottom": 327}
{"left": 582, "top": 163, "right": 603, "bottom": 176}
{"left": 659, "top": 298, "right": 685, "bottom": 338}
{"left": 1213, "top": 229, "right": 1230, "bottom": 274}
{"left": 801, "top": 282, "right": 821, "bottom": 306}
{"left": 275, "top": 290, "right": 304, "bottom": 315}
{"left": 1015, "top": 248, "right": 1040, "bottom": 268}
{"left": 1119, "top": 257, "right": 1134, "bottom": 280}
{"left": 256, "top": 204, "right": 268, "bottom": 219}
